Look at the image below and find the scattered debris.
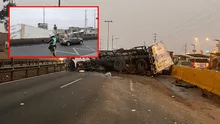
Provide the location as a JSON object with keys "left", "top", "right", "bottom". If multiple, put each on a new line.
{"left": 175, "top": 84, "right": 198, "bottom": 89}
{"left": 79, "top": 70, "right": 85, "bottom": 73}
{"left": 171, "top": 95, "right": 175, "bottom": 98}
{"left": 105, "top": 72, "right": 112, "bottom": 77}
{"left": 20, "top": 103, "right": 24, "bottom": 106}
{"left": 131, "top": 109, "right": 136, "bottom": 112}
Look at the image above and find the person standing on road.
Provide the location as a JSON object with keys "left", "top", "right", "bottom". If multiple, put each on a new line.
{"left": 64, "top": 30, "right": 69, "bottom": 40}
{"left": 53, "top": 24, "right": 57, "bottom": 35}
{"left": 47, "top": 32, "right": 57, "bottom": 56}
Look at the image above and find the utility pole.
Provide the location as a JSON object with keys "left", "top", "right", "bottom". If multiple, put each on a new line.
{"left": 115, "top": 38, "right": 119, "bottom": 49}
{"left": 94, "top": 9, "right": 96, "bottom": 29}
{"left": 104, "top": 20, "right": 113, "bottom": 50}
{"left": 85, "top": 10, "right": 88, "bottom": 34}
{"left": 112, "top": 35, "right": 114, "bottom": 50}
{"left": 154, "top": 33, "right": 157, "bottom": 43}
{"left": 184, "top": 43, "right": 187, "bottom": 54}
{"left": 144, "top": 41, "right": 146, "bottom": 46}
{"left": 58, "top": 0, "right": 61, "bottom": 6}
{"left": 43, "top": 8, "right": 45, "bottom": 23}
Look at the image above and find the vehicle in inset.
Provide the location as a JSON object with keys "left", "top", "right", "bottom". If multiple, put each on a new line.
{"left": 60, "top": 33, "right": 83, "bottom": 46}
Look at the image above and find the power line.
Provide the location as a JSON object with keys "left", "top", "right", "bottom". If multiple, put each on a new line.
{"left": 160, "top": 0, "right": 220, "bottom": 37}
{"left": 162, "top": 5, "right": 220, "bottom": 39}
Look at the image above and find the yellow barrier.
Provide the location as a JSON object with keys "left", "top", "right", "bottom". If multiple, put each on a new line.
{"left": 171, "top": 65, "right": 220, "bottom": 96}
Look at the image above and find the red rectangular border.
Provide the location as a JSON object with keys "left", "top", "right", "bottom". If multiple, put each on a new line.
{"left": 8, "top": 6, "right": 100, "bottom": 59}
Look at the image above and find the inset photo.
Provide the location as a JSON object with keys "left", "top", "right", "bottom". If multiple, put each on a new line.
{"left": 8, "top": 6, "right": 99, "bottom": 58}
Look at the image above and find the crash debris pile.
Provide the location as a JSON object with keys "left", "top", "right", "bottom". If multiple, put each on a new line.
{"left": 66, "top": 42, "right": 174, "bottom": 76}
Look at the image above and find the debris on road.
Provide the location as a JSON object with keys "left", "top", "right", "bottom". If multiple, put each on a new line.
{"left": 105, "top": 72, "right": 111, "bottom": 77}
{"left": 20, "top": 103, "right": 24, "bottom": 106}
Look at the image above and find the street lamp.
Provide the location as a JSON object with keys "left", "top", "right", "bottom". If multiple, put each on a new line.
{"left": 104, "top": 20, "right": 113, "bottom": 50}
{"left": 191, "top": 44, "right": 196, "bottom": 54}
{"left": 206, "top": 38, "right": 209, "bottom": 41}
{"left": 194, "top": 37, "right": 198, "bottom": 41}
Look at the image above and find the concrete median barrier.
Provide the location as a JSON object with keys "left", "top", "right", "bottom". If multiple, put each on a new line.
{"left": 171, "top": 65, "right": 220, "bottom": 96}
{"left": 10, "top": 36, "right": 98, "bottom": 46}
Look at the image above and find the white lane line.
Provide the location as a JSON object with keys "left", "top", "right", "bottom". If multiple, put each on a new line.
{"left": 83, "top": 45, "right": 96, "bottom": 52}
{"left": 73, "top": 47, "right": 95, "bottom": 51}
{"left": 56, "top": 50, "right": 78, "bottom": 55}
{"left": 130, "top": 80, "right": 134, "bottom": 92}
{"left": 60, "top": 78, "right": 82, "bottom": 89}
{"left": 83, "top": 52, "right": 98, "bottom": 56}
{"left": 72, "top": 48, "right": 80, "bottom": 55}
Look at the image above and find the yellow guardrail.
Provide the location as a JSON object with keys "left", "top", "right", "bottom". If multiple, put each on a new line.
{"left": 171, "top": 65, "right": 220, "bottom": 96}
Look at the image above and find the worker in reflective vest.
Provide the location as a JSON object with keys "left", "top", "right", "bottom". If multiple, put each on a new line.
{"left": 47, "top": 32, "right": 57, "bottom": 56}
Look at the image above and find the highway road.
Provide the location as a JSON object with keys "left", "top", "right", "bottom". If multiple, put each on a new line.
{"left": 10, "top": 40, "right": 98, "bottom": 57}
{"left": 0, "top": 71, "right": 206, "bottom": 124}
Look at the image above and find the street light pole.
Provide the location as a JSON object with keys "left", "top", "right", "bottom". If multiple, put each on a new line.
{"left": 104, "top": 20, "right": 113, "bottom": 50}
{"left": 43, "top": 7, "right": 45, "bottom": 23}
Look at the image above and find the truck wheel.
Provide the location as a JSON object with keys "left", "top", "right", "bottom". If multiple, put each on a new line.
{"left": 114, "top": 58, "right": 126, "bottom": 73}
{"left": 136, "top": 59, "right": 147, "bottom": 75}
{"left": 67, "top": 42, "right": 71, "bottom": 46}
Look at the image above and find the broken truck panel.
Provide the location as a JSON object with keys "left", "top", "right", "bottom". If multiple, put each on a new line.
{"left": 150, "top": 42, "right": 174, "bottom": 74}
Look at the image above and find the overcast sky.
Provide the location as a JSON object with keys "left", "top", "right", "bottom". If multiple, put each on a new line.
{"left": 10, "top": 8, "right": 97, "bottom": 30}
{"left": 1, "top": 0, "right": 220, "bottom": 54}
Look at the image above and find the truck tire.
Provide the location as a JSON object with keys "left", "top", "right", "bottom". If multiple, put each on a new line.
{"left": 136, "top": 59, "right": 148, "bottom": 75}
{"left": 68, "top": 59, "right": 76, "bottom": 71}
{"left": 114, "top": 58, "right": 126, "bottom": 72}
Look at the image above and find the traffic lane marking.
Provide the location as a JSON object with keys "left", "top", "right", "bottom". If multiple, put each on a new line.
{"left": 130, "top": 80, "right": 134, "bottom": 92}
{"left": 60, "top": 78, "right": 82, "bottom": 88}
{"left": 73, "top": 48, "right": 80, "bottom": 55}
{"left": 72, "top": 47, "right": 96, "bottom": 51}
{"left": 83, "top": 45, "right": 96, "bottom": 52}
{"left": 56, "top": 50, "right": 78, "bottom": 55}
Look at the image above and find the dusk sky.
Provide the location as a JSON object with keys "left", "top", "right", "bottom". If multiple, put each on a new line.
{"left": 1, "top": 0, "right": 220, "bottom": 54}
{"left": 10, "top": 7, "right": 97, "bottom": 30}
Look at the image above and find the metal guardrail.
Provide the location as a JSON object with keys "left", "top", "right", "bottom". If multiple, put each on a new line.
{"left": 0, "top": 63, "right": 65, "bottom": 82}
{"left": 0, "top": 59, "right": 58, "bottom": 67}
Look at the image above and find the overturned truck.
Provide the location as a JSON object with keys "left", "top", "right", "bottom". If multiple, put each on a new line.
{"left": 75, "top": 42, "right": 174, "bottom": 76}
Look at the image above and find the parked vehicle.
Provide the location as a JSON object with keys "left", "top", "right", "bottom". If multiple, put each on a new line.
{"left": 60, "top": 33, "right": 83, "bottom": 46}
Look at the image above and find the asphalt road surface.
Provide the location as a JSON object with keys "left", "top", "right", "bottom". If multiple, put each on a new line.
{"left": 0, "top": 71, "right": 206, "bottom": 124}
{"left": 10, "top": 40, "right": 98, "bottom": 57}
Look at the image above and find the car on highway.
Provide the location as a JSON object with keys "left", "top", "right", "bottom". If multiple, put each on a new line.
{"left": 60, "top": 33, "right": 83, "bottom": 46}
